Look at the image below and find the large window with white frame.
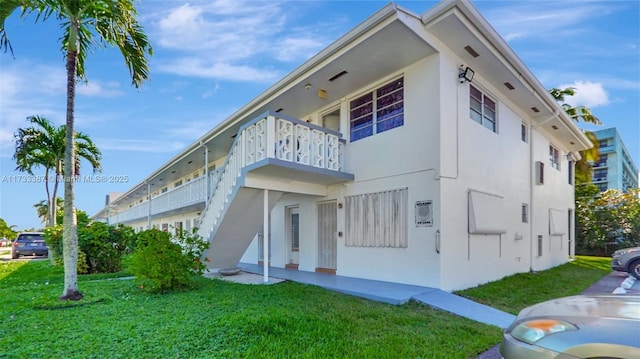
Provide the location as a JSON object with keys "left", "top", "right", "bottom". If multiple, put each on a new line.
{"left": 549, "top": 145, "right": 560, "bottom": 170}
{"left": 470, "top": 85, "right": 497, "bottom": 132}
{"left": 345, "top": 188, "right": 408, "bottom": 248}
{"left": 350, "top": 77, "right": 404, "bottom": 142}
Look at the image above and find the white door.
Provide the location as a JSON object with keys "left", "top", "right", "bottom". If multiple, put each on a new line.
{"left": 317, "top": 201, "right": 337, "bottom": 271}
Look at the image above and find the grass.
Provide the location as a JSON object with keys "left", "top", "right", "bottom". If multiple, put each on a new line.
{"left": 0, "top": 256, "right": 611, "bottom": 358}
{"left": 1, "top": 260, "right": 500, "bottom": 359}
{"left": 456, "top": 256, "right": 612, "bottom": 314}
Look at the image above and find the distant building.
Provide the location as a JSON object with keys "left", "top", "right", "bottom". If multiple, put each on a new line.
{"left": 590, "top": 128, "right": 638, "bottom": 192}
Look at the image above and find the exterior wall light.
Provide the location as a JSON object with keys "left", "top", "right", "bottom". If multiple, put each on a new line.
{"left": 459, "top": 66, "right": 475, "bottom": 83}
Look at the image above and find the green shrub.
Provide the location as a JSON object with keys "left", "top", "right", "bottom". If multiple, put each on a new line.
{"left": 128, "top": 228, "right": 208, "bottom": 293}
{"left": 77, "top": 249, "right": 89, "bottom": 274}
{"left": 43, "top": 225, "right": 63, "bottom": 263}
{"left": 78, "top": 222, "right": 135, "bottom": 273}
{"left": 44, "top": 225, "right": 89, "bottom": 273}
{"left": 44, "top": 222, "right": 135, "bottom": 274}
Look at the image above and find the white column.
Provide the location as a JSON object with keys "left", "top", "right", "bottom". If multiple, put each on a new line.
{"left": 147, "top": 182, "right": 152, "bottom": 229}
{"left": 263, "top": 189, "right": 269, "bottom": 283}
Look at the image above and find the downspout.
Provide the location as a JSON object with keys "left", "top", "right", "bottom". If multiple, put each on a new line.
{"left": 529, "top": 112, "right": 559, "bottom": 272}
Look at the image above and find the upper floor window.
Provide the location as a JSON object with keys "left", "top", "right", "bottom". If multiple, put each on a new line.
{"left": 593, "top": 168, "right": 608, "bottom": 182}
{"left": 549, "top": 145, "right": 560, "bottom": 170}
{"left": 470, "top": 85, "right": 496, "bottom": 132}
{"left": 350, "top": 77, "right": 404, "bottom": 142}
{"left": 595, "top": 154, "right": 607, "bottom": 168}
{"left": 598, "top": 139, "right": 609, "bottom": 148}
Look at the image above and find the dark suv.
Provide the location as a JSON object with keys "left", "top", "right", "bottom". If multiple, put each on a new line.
{"left": 611, "top": 247, "right": 640, "bottom": 280}
{"left": 11, "top": 232, "right": 48, "bottom": 259}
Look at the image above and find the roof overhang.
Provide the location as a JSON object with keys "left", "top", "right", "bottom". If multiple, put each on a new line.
{"left": 422, "top": 0, "right": 592, "bottom": 153}
{"left": 103, "top": 3, "right": 437, "bottom": 209}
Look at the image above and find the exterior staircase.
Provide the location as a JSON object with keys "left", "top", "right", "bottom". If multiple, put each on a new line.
{"left": 197, "top": 111, "right": 353, "bottom": 270}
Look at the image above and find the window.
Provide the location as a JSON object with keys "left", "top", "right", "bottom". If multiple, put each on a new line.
{"left": 521, "top": 204, "right": 528, "bottom": 223}
{"left": 350, "top": 78, "right": 404, "bottom": 142}
{"left": 595, "top": 154, "right": 607, "bottom": 168}
{"left": 470, "top": 85, "right": 496, "bottom": 132}
{"left": 549, "top": 145, "right": 560, "bottom": 170}
{"left": 598, "top": 139, "right": 609, "bottom": 148}
{"left": 593, "top": 168, "right": 608, "bottom": 182}
{"left": 345, "top": 188, "right": 408, "bottom": 247}
{"left": 521, "top": 122, "right": 528, "bottom": 142}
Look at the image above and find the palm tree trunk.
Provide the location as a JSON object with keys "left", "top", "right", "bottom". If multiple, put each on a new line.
{"left": 61, "top": 22, "right": 82, "bottom": 301}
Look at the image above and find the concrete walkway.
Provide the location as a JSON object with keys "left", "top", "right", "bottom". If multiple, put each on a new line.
{"left": 238, "top": 263, "right": 516, "bottom": 328}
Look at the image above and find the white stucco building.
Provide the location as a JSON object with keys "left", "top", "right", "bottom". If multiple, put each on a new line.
{"left": 94, "top": 0, "right": 591, "bottom": 291}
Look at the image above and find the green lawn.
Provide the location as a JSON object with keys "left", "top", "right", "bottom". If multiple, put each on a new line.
{"left": 1, "top": 260, "right": 499, "bottom": 358}
{"left": 0, "top": 256, "right": 610, "bottom": 358}
{"left": 457, "top": 256, "right": 612, "bottom": 314}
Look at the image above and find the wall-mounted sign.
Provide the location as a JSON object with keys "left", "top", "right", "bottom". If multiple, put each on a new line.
{"left": 415, "top": 200, "right": 433, "bottom": 227}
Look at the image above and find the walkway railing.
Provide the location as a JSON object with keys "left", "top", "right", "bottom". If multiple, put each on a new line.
{"left": 107, "top": 170, "right": 220, "bottom": 224}
{"left": 108, "top": 111, "right": 346, "bottom": 229}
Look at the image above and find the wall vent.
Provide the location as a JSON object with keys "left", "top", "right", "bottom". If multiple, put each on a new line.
{"left": 464, "top": 45, "right": 479, "bottom": 57}
{"left": 328, "top": 70, "right": 348, "bottom": 82}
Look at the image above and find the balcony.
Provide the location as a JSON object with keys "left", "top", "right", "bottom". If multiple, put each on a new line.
{"left": 106, "top": 171, "right": 219, "bottom": 224}
{"left": 107, "top": 111, "right": 352, "bottom": 226}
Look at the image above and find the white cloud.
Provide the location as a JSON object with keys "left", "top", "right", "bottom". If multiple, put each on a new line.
{"left": 557, "top": 81, "right": 609, "bottom": 108}
{"left": 158, "top": 58, "right": 281, "bottom": 82}
{"left": 484, "top": 2, "right": 616, "bottom": 43}
{"left": 149, "top": 0, "right": 330, "bottom": 81}
{"left": 77, "top": 81, "right": 124, "bottom": 97}
{"left": 0, "top": 63, "right": 67, "bottom": 156}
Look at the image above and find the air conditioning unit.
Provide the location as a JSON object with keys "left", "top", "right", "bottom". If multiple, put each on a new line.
{"left": 535, "top": 161, "right": 544, "bottom": 185}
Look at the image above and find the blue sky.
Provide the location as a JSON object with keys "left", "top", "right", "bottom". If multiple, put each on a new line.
{"left": 0, "top": 0, "right": 638, "bottom": 230}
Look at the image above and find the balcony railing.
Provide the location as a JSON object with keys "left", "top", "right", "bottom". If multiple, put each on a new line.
{"left": 107, "top": 170, "right": 221, "bottom": 224}
{"left": 108, "top": 111, "right": 347, "bottom": 227}
{"left": 197, "top": 111, "right": 347, "bottom": 243}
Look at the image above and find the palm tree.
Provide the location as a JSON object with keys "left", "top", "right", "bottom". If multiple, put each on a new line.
{"left": 549, "top": 87, "right": 602, "bottom": 184}
{"left": 14, "top": 115, "right": 101, "bottom": 227}
{"left": 14, "top": 116, "right": 102, "bottom": 225}
{"left": 34, "top": 198, "right": 63, "bottom": 225}
{"left": 1, "top": 0, "right": 152, "bottom": 300}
